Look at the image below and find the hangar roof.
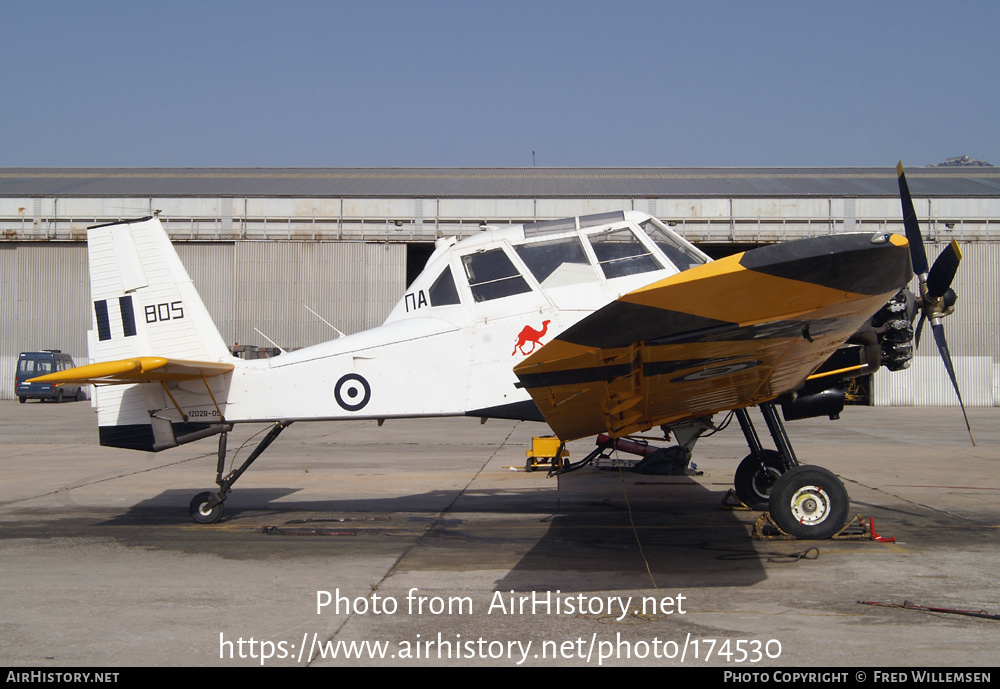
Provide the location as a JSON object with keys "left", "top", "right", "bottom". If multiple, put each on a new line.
{"left": 1, "top": 166, "right": 999, "bottom": 199}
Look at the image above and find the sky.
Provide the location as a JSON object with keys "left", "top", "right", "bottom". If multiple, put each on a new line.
{"left": 2, "top": 0, "right": 997, "bottom": 168}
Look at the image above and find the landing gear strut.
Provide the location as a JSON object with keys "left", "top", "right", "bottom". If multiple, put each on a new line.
{"left": 732, "top": 404, "right": 798, "bottom": 509}
{"left": 732, "top": 403, "right": 848, "bottom": 538}
{"left": 187, "top": 420, "right": 291, "bottom": 524}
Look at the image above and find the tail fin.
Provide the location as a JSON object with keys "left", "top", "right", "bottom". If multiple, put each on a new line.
{"left": 87, "top": 217, "right": 234, "bottom": 451}
{"left": 88, "top": 216, "right": 230, "bottom": 363}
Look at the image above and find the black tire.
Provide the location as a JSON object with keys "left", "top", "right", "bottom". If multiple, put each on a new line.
{"left": 769, "top": 466, "right": 848, "bottom": 540}
{"left": 189, "top": 491, "right": 224, "bottom": 524}
{"left": 734, "top": 450, "right": 785, "bottom": 510}
{"left": 55, "top": 389, "right": 64, "bottom": 403}
{"left": 18, "top": 396, "right": 26, "bottom": 404}
{"left": 75, "top": 388, "right": 85, "bottom": 402}
{"left": 525, "top": 459, "right": 535, "bottom": 473}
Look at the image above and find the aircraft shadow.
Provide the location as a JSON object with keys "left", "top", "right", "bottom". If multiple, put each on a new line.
{"left": 98, "top": 470, "right": 771, "bottom": 590}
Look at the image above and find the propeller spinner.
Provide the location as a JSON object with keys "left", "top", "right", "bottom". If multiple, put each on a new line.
{"left": 896, "top": 162, "right": 975, "bottom": 445}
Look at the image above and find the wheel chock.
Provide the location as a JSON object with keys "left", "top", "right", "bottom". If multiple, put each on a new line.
{"left": 830, "top": 514, "right": 872, "bottom": 540}
{"left": 752, "top": 512, "right": 795, "bottom": 540}
{"left": 753, "top": 512, "right": 894, "bottom": 542}
{"left": 722, "top": 488, "right": 753, "bottom": 511}
{"left": 831, "top": 515, "right": 895, "bottom": 542}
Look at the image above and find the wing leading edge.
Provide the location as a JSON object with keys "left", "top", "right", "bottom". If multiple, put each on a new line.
{"left": 28, "top": 357, "right": 235, "bottom": 386}
{"left": 513, "top": 232, "right": 912, "bottom": 441}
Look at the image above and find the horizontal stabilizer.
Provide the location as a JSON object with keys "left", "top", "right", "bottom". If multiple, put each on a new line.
{"left": 29, "top": 356, "right": 234, "bottom": 386}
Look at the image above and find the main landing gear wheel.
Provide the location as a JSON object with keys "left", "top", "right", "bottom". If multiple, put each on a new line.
{"left": 734, "top": 450, "right": 784, "bottom": 510}
{"left": 768, "top": 466, "right": 848, "bottom": 540}
{"left": 189, "top": 492, "right": 224, "bottom": 524}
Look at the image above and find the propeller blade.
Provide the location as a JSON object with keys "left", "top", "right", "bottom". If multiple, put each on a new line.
{"left": 897, "top": 162, "right": 929, "bottom": 276}
{"left": 926, "top": 239, "right": 963, "bottom": 300}
{"left": 930, "top": 320, "right": 976, "bottom": 446}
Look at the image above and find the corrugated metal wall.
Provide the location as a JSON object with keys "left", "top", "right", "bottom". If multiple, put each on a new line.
{"left": 232, "top": 241, "right": 405, "bottom": 351}
{"left": 1, "top": 241, "right": 406, "bottom": 399}
{"left": 175, "top": 243, "right": 236, "bottom": 345}
{"left": 874, "top": 242, "right": 1000, "bottom": 406}
{"left": 1, "top": 243, "right": 92, "bottom": 400}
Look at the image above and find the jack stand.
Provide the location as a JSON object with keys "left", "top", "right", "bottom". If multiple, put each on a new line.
{"left": 637, "top": 418, "right": 713, "bottom": 475}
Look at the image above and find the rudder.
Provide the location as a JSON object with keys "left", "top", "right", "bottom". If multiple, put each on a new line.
{"left": 87, "top": 217, "right": 233, "bottom": 451}
{"left": 88, "top": 216, "right": 230, "bottom": 363}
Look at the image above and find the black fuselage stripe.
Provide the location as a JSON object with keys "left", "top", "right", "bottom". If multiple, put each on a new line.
{"left": 737, "top": 234, "right": 911, "bottom": 295}
{"left": 517, "top": 363, "right": 634, "bottom": 389}
{"left": 518, "top": 357, "right": 762, "bottom": 389}
{"left": 555, "top": 301, "right": 733, "bottom": 350}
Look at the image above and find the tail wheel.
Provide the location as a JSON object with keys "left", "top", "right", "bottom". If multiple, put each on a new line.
{"left": 734, "top": 450, "right": 784, "bottom": 510}
{"left": 189, "top": 491, "right": 224, "bottom": 524}
{"left": 769, "top": 466, "right": 848, "bottom": 540}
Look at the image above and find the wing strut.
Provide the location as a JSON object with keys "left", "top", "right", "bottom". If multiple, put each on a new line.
{"left": 155, "top": 374, "right": 227, "bottom": 425}
{"left": 159, "top": 382, "right": 189, "bottom": 422}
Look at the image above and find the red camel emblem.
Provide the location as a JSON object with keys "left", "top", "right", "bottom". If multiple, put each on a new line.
{"left": 512, "top": 320, "right": 551, "bottom": 356}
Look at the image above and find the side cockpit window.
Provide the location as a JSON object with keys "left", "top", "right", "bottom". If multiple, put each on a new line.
{"left": 461, "top": 248, "right": 531, "bottom": 302}
{"left": 588, "top": 226, "right": 663, "bottom": 279}
{"left": 515, "top": 237, "right": 597, "bottom": 288}
{"left": 428, "top": 266, "right": 461, "bottom": 306}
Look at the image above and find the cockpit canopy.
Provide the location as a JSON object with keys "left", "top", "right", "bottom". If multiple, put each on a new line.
{"left": 389, "top": 210, "right": 709, "bottom": 319}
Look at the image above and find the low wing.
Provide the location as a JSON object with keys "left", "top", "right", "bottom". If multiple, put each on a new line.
{"left": 28, "top": 357, "right": 235, "bottom": 386}
{"left": 514, "top": 232, "right": 912, "bottom": 441}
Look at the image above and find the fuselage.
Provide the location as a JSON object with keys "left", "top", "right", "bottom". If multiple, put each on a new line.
{"left": 213, "top": 211, "right": 710, "bottom": 423}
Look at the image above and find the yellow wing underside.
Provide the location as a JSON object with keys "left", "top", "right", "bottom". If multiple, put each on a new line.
{"left": 28, "top": 357, "right": 234, "bottom": 386}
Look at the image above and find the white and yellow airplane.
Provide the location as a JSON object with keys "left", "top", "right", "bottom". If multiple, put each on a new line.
{"left": 31, "top": 164, "right": 968, "bottom": 538}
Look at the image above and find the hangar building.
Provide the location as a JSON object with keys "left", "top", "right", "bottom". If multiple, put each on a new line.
{"left": 2, "top": 166, "right": 998, "bottom": 407}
